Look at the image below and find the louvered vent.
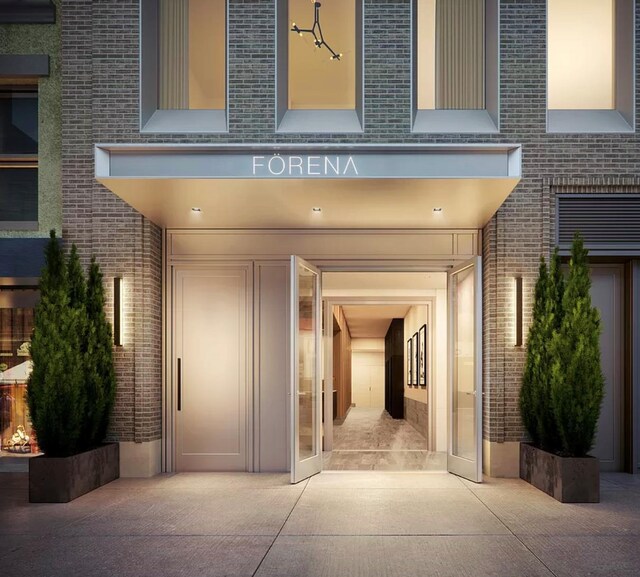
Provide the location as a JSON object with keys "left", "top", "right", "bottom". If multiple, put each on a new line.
{"left": 557, "top": 195, "right": 640, "bottom": 248}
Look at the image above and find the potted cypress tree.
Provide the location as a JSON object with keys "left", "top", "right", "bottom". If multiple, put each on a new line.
{"left": 27, "top": 231, "right": 119, "bottom": 503}
{"left": 520, "top": 233, "right": 604, "bottom": 503}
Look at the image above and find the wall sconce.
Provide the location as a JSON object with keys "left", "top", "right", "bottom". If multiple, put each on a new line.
{"left": 113, "top": 277, "right": 123, "bottom": 347}
{"left": 514, "top": 276, "right": 523, "bottom": 347}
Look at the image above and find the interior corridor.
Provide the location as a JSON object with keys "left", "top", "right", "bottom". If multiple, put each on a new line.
{"left": 323, "top": 407, "right": 446, "bottom": 471}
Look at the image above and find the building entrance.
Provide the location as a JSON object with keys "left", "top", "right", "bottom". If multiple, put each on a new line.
{"left": 165, "top": 229, "right": 484, "bottom": 480}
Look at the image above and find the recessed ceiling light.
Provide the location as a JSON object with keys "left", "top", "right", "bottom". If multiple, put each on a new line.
{"left": 191, "top": 207, "right": 202, "bottom": 213}
{"left": 433, "top": 207, "right": 443, "bottom": 213}
{"left": 312, "top": 207, "right": 322, "bottom": 213}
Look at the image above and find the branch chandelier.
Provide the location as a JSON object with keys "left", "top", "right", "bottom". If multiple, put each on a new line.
{"left": 291, "top": 1, "right": 343, "bottom": 61}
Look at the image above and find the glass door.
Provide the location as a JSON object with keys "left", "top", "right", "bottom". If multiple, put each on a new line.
{"left": 290, "top": 256, "right": 322, "bottom": 483}
{"left": 447, "top": 257, "right": 483, "bottom": 483}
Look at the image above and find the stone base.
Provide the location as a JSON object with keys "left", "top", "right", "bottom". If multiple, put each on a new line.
{"left": 404, "top": 397, "right": 428, "bottom": 439}
{"left": 483, "top": 440, "right": 521, "bottom": 478}
{"left": 119, "top": 439, "right": 161, "bottom": 477}
{"left": 520, "top": 442, "right": 600, "bottom": 503}
{"left": 29, "top": 443, "right": 120, "bottom": 503}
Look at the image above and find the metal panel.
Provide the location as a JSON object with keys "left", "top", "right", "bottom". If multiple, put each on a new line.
{"left": 0, "top": 55, "right": 49, "bottom": 77}
{"left": 557, "top": 195, "right": 640, "bottom": 250}
{"left": 0, "top": 1, "right": 55, "bottom": 24}
{"left": 0, "top": 238, "right": 48, "bottom": 277}
{"left": 590, "top": 265, "right": 624, "bottom": 471}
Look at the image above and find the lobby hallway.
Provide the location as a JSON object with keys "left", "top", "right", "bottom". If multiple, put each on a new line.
{"left": 1, "top": 471, "right": 640, "bottom": 577}
{"left": 323, "top": 407, "right": 446, "bottom": 470}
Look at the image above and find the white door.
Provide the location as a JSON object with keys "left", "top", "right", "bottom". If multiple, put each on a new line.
{"left": 447, "top": 257, "right": 483, "bottom": 483}
{"left": 174, "top": 264, "right": 252, "bottom": 471}
{"left": 290, "top": 256, "right": 323, "bottom": 483}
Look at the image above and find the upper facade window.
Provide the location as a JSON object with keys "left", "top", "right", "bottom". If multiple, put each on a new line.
{"left": 547, "top": 0, "right": 634, "bottom": 133}
{"left": 0, "top": 87, "right": 38, "bottom": 227}
{"left": 276, "top": 0, "right": 363, "bottom": 133}
{"left": 0, "top": 0, "right": 55, "bottom": 23}
{"left": 413, "top": 0, "right": 499, "bottom": 134}
{"left": 141, "top": 0, "right": 227, "bottom": 133}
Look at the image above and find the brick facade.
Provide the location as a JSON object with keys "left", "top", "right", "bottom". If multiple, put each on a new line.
{"left": 62, "top": 0, "right": 640, "bottom": 449}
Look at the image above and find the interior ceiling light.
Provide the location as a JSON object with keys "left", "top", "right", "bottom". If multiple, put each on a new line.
{"left": 191, "top": 207, "right": 202, "bottom": 213}
{"left": 312, "top": 207, "right": 322, "bottom": 212}
{"left": 291, "top": 2, "right": 343, "bottom": 61}
{"left": 433, "top": 207, "right": 443, "bottom": 213}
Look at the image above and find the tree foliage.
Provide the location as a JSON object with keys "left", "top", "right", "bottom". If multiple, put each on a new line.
{"left": 550, "top": 233, "right": 604, "bottom": 457}
{"left": 520, "top": 257, "right": 548, "bottom": 448}
{"left": 85, "top": 257, "right": 117, "bottom": 445}
{"left": 27, "top": 231, "right": 87, "bottom": 457}
{"left": 520, "top": 234, "right": 603, "bottom": 458}
{"left": 27, "top": 231, "right": 117, "bottom": 457}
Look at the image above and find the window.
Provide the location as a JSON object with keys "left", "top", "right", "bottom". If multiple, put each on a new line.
{"left": 276, "top": 0, "right": 363, "bottom": 133}
{"left": 413, "top": 0, "right": 499, "bottom": 133}
{"left": 141, "top": 0, "right": 227, "bottom": 133}
{"left": 547, "top": 0, "right": 634, "bottom": 133}
{"left": 0, "top": 286, "right": 40, "bottom": 457}
{"left": 0, "top": 87, "right": 38, "bottom": 228}
{"left": 0, "top": 0, "right": 55, "bottom": 24}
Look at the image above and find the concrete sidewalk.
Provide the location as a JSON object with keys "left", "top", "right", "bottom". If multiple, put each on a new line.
{"left": 1, "top": 471, "right": 639, "bottom": 577}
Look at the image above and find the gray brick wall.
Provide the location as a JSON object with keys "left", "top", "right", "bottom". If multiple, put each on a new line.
{"left": 62, "top": 0, "right": 640, "bottom": 445}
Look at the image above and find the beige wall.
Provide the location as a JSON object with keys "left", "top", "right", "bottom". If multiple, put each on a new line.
{"left": 189, "top": 0, "right": 226, "bottom": 109}
{"left": 417, "top": 0, "right": 436, "bottom": 109}
{"left": 548, "top": 0, "right": 615, "bottom": 110}
{"left": 288, "top": 0, "right": 355, "bottom": 109}
{"left": 404, "top": 305, "right": 429, "bottom": 402}
{"left": 403, "top": 293, "right": 448, "bottom": 452}
{"left": 351, "top": 339, "right": 385, "bottom": 409}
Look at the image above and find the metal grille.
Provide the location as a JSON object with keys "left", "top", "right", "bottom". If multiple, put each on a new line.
{"left": 557, "top": 194, "right": 640, "bottom": 248}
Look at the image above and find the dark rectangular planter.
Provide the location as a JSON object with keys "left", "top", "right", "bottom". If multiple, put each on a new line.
{"left": 520, "top": 442, "right": 599, "bottom": 503}
{"left": 29, "top": 443, "right": 119, "bottom": 503}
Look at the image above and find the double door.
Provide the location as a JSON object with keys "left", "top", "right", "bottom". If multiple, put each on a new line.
{"left": 290, "top": 256, "right": 483, "bottom": 484}
{"left": 172, "top": 256, "right": 483, "bottom": 484}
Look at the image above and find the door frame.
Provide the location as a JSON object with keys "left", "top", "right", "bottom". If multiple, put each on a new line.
{"left": 166, "top": 261, "right": 255, "bottom": 473}
{"left": 162, "top": 250, "right": 482, "bottom": 473}
{"left": 447, "top": 257, "right": 483, "bottom": 483}
{"left": 290, "top": 256, "right": 323, "bottom": 483}
{"left": 322, "top": 295, "right": 438, "bottom": 454}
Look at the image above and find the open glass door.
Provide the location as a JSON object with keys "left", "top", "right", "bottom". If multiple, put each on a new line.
{"left": 448, "top": 257, "right": 483, "bottom": 483}
{"left": 290, "top": 256, "right": 322, "bottom": 483}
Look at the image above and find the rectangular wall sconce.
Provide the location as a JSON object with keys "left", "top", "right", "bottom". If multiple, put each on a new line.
{"left": 113, "top": 277, "right": 123, "bottom": 346}
{"left": 514, "top": 276, "right": 523, "bottom": 347}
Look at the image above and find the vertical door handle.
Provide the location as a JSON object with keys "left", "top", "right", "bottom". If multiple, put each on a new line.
{"left": 177, "top": 357, "right": 182, "bottom": 411}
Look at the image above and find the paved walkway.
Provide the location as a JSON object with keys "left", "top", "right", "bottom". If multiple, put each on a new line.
{"left": 1, "top": 471, "right": 640, "bottom": 576}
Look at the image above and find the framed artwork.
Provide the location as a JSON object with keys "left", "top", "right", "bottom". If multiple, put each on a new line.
{"left": 406, "top": 338, "right": 412, "bottom": 386}
{"left": 419, "top": 324, "right": 427, "bottom": 387}
{"left": 412, "top": 332, "right": 418, "bottom": 387}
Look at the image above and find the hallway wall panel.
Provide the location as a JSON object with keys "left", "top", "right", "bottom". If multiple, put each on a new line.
{"left": 255, "top": 261, "right": 290, "bottom": 471}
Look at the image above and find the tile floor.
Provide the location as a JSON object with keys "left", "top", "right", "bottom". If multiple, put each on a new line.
{"left": 1, "top": 471, "right": 639, "bottom": 576}
{"left": 323, "top": 407, "right": 446, "bottom": 470}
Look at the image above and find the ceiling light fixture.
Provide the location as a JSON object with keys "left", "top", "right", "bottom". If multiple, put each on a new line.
{"left": 312, "top": 207, "right": 322, "bottom": 213}
{"left": 433, "top": 207, "right": 443, "bottom": 213}
{"left": 291, "top": 2, "right": 342, "bottom": 61}
{"left": 191, "top": 207, "right": 202, "bottom": 213}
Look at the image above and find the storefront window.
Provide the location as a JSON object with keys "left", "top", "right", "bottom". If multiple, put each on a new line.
{"left": 0, "top": 287, "right": 40, "bottom": 457}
